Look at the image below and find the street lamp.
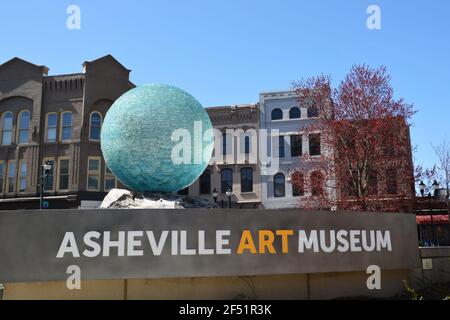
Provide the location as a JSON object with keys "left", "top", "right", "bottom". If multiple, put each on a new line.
{"left": 40, "top": 161, "right": 53, "bottom": 210}
{"left": 212, "top": 188, "right": 218, "bottom": 204}
{"left": 226, "top": 189, "right": 233, "bottom": 209}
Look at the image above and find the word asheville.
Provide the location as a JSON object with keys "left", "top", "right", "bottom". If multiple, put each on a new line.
{"left": 56, "top": 229, "right": 392, "bottom": 258}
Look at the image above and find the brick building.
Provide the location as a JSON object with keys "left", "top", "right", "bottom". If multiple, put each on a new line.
{"left": 0, "top": 55, "right": 133, "bottom": 209}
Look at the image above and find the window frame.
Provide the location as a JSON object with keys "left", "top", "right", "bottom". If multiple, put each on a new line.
{"left": 45, "top": 112, "right": 58, "bottom": 143}
{"left": 1, "top": 111, "right": 14, "bottom": 145}
{"left": 87, "top": 156, "right": 101, "bottom": 192}
{"left": 6, "top": 160, "right": 16, "bottom": 194}
{"left": 271, "top": 108, "right": 283, "bottom": 121}
{"left": 309, "top": 133, "right": 321, "bottom": 156}
{"left": 292, "top": 172, "right": 305, "bottom": 197}
{"left": 17, "top": 110, "right": 30, "bottom": 145}
{"left": 57, "top": 157, "right": 71, "bottom": 192}
{"left": 59, "top": 111, "right": 73, "bottom": 143}
{"left": 289, "top": 107, "right": 301, "bottom": 119}
{"left": 290, "top": 135, "right": 302, "bottom": 158}
{"left": 89, "top": 111, "right": 102, "bottom": 142}
{"left": 18, "top": 159, "right": 27, "bottom": 193}
{"left": 311, "top": 170, "right": 324, "bottom": 197}
{"left": 0, "top": 160, "right": 5, "bottom": 194}
{"left": 221, "top": 168, "right": 233, "bottom": 194}
{"left": 274, "top": 173, "right": 286, "bottom": 198}
{"left": 240, "top": 167, "right": 253, "bottom": 193}
{"left": 104, "top": 164, "right": 117, "bottom": 192}
{"left": 199, "top": 169, "right": 211, "bottom": 195}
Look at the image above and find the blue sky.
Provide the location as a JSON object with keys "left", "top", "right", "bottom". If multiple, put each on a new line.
{"left": 0, "top": 0, "right": 449, "bottom": 170}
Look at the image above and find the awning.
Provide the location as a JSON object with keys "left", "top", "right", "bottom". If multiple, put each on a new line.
{"left": 416, "top": 215, "right": 450, "bottom": 225}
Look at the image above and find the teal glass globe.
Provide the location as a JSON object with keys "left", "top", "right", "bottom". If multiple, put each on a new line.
{"left": 101, "top": 84, "right": 214, "bottom": 193}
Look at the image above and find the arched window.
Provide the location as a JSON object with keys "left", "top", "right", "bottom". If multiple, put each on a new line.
{"left": 1, "top": 112, "right": 14, "bottom": 145}
{"left": 307, "top": 106, "right": 319, "bottom": 118}
{"left": 291, "top": 172, "right": 304, "bottom": 197}
{"left": 271, "top": 108, "right": 283, "bottom": 120}
{"left": 274, "top": 173, "right": 286, "bottom": 198}
{"left": 311, "top": 171, "right": 324, "bottom": 196}
{"left": 18, "top": 110, "right": 30, "bottom": 144}
{"left": 89, "top": 112, "right": 102, "bottom": 141}
{"left": 289, "top": 107, "right": 301, "bottom": 119}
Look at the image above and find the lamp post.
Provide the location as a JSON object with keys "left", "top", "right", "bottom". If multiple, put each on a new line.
{"left": 40, "top": 161, "right": 52, "bottom": 210}
{"left": 212, "top": 188, "right": 218, "bottom": 204}
{"left": 226, "top": 189, "right": 232, "bottom": 209}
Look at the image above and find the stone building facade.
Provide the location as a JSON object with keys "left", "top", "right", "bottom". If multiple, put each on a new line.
{"left": 0, "top": 55, "right": 133, "bottom": 209}
{"left": 186, "top": 104, "right": 261, "bottom": 208}
{"left": 258, "top": 90, "right": 335, "bottom": 209}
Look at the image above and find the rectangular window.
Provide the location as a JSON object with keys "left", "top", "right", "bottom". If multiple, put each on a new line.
{"left": 386, "top": 169, "right": 398, "bottom": 195}
{"left": 222, "top": 132, "right": 232, "bottom": 155}
{"left": 221, "top": 169, "right": 233, "bottom": 193}
{"left": 278, "top": 136, "right": 285, "bottom": 158}
{"left": 46, "top": 113, "right": 58, "bottom": 143}
{"left": 2, "top": 114, "right": 13, "bottom": 145}
{"left": 18, "top": 160, "right": 27, "bottom": 192}
{"left": 368, "top": 170, "right": 378, "bottom": 195}
{"left": 7, "top": 160, "right": 16, "bottom": 193}
{"left": 244, "top": 136, "right": 251, "bottom": 154}
{"left": 60, "top": 112, "right": 72, "bottom": 142}
{"left": 58, "top": 158, "right": 70, "bottom": 191}
{"left": 309, "top": 134, "right": 321, "bottom": 156}
{"left": 104, "top": 165, "right": 117, "bottom": 191}
{"left": 290, "top": 135, "right": 302, "bottom": 157}
{"left": 43, "top": 158, "right": 55, "bottom": 192}
{"left": 199, "top": 169, "right": 211, "bottom": 195}
{"left": 87, "top": 157, "right": 101, "bottom": 191}
{"left": 240, "top": 167, "right": 253, "bottom": 193}
{"left": 0, "top": 161, "right": 5, "bottom": 194}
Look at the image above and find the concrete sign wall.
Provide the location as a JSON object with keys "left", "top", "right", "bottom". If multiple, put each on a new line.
{"left": 0, "top": 209, "right": 420, "bottom": 283}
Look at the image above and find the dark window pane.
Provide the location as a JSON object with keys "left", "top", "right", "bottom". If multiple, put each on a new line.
{"left": 289, "top": 107, "right": 301, "bottom": 119}
{"left": 278, "top": 136, "right": 285, "bottom": 158}
{"left": 311, "top": 171, "right": 324, "bottom": 196}
{"left": 244, "top": 136, "right": 250, "bottom": 154}
{"left": 368, "top": 170, "right": 378, "bottom": 195}
{"left": 44, "top": 161, "right": 55, "bottom": 191}
{"left": 274, "top": 173, "right": 286, "bottom": 197}
{"left": 386, "top": 169, "right": 397, "bottom": 195}
{"left": 309, "top": 134, "right": 321, "bottom": 156}
{"left": 47, "top": 114, "right": 57, "bottom": 127}
{"left": 292, "top": 172, "right": 304, "bottom": 196}
{"left": 199, "top": 170, "right": 211, "bottom": 195}
{"left": 178, "top": 187, "right": 189, "bottom": 195}
{"left": 221, "top": 169, "right": 233, "bottom": 193}
{"left": 241, "top": 167, "right": 253, "bottom": 193}
{"left": 105, "top": 178, "right": 116, "bottom": 190}
{"left": 271, "top": 108, "right": 283, "bottom": 120}
{"left": 307, "top": 106, "right": 319, "bottom": 118}
{"left": 290, "top": 135, "right": 302, "bottom": 157}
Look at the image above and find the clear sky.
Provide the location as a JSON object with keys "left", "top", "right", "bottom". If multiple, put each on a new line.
{"left": 0, "top": 0, "right": 449, "bottom": 170}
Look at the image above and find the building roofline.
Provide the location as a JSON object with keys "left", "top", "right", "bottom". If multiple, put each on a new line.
{"left": 0, "top": 57, "right": 49, "bottom": 75}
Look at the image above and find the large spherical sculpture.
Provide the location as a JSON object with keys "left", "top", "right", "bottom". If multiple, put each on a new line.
{"left": 101, "top": 84, "right": 214, "bottom": 193}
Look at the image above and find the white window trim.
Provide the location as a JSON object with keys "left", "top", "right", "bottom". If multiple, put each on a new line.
{"left": 87, "top": 156, "right": 101, "bottom": 192}
{"left": 6, "top": 160, "right": 16, "bottom": 194}
{"left": 45, "top": 112, "right": 58, "bottom": 144}
{"left": 89, "top": 111, "right": 102, "bottom": 142}
{"left": 56, "top": 157, "right": 71, "bottom": 192}
{"left": 59, "top": 111, "right": 73, "bottom": 143}
{"left": 1, "top": 111, "right": 14, "bottom": 146}
{"left": 17, "top": 159, "right": 27, "bottom": 193}
{"left": 17, "top": 109, "right": 31, "bottom": 145}
{"left": 104, "top": 164, "right": 117, "bottom": 191}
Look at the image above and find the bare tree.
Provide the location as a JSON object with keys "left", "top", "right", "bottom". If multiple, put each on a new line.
{"left": 432, "top": 136, "right": 450, "bottom": 198}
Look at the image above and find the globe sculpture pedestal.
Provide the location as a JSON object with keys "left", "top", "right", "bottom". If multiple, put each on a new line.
{"left": 100, "top": 84, "right": 215, "bottom": 209}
